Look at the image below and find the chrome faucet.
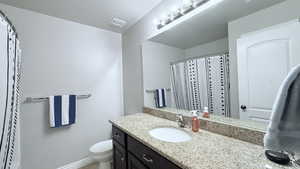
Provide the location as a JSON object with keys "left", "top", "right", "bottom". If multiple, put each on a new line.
{"left": 176, "top": 114, "right": 185, "bottom": 128}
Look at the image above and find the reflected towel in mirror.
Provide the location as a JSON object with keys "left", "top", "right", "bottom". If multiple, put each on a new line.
{"left": 154, "top": 89, "right": 167, "bottom": 108}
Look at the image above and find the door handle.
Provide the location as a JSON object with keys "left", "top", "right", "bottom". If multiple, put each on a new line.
{"left": 142, "top": 154, "right": 153, "bottom": 163}
{"left": 241, "top": 105, "right": 247, "bottom": 111}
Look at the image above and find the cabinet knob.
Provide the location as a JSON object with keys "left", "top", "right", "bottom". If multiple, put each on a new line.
{"left": 114, "top": 133, "right": 120, "bottom": 138}
{"left": 142, "top": 154, "right": 153, "bottom": 163}
{"left": 121, "top": 157, "right": 124, "bottom": 161}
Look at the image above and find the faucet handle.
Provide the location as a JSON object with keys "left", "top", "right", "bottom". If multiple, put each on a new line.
{"left": 176, "top": 114, "right": 183, "bottom": 120}
{"left": 176, "top": 114, "right": 185, "bottom": 128}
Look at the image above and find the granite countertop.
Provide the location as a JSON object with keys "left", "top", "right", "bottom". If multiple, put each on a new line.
{"left": 110, "top": 113, "right": 291, "bottom": 169}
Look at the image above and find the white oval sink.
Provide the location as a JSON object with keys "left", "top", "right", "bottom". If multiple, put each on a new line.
{"left": 149, "top": 127, "right": 191, "bottom": 143}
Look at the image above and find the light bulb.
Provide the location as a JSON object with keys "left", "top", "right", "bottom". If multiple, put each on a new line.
{"left": 193, "top": 0, "right": 207, "bottom": 7}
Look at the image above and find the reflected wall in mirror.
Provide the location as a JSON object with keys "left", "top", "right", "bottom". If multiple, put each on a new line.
{"left": 142, "top": 39, "right": 233, "bottom": 117}
{"left": 142, "top": 0, "right": 300, "bottom": 130}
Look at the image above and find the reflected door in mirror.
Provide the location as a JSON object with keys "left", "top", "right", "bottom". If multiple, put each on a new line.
{"left": 237, "top": 20, "right": 300, "bottom": 122}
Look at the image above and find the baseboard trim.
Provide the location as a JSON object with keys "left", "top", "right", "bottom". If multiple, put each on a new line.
{"left": 57, "top": 157, "right": 96, "bottom": 169}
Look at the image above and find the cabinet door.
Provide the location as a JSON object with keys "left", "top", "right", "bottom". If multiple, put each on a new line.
{"left": 128, "top": 153, "right": 149, "bottom": 169}
{"left": 113, "top": 141, "right": 126, "bottom": 169}
{"left": 112, "top": 126, "right": 126, "bottom": 146}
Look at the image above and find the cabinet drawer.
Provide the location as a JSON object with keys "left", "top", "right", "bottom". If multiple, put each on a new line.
{"left": 112, "top": 126, "right": 126, "bottom": 146}
{"left": 128, "top": 153, "right": 148, "bottom": 169}
{"left": 127, "top": 136, "right": 181, "bottom": 169}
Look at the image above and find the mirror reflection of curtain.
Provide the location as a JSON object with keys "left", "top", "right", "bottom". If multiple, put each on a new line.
{"left": 170, "top": 62, "right": 191, "bottom": 110}
{"left": 171, "top": 53, "right": 230, "bottom": 117}
{"left": 0, "top": 13, "right": 21, "bottom": 169}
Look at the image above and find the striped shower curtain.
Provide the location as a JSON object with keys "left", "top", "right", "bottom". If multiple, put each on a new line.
{"left": 171, "top": 53, "right": 230, "bottom": 117}
{"left": 0, "top": 12, "right": 21, "bottom": 169}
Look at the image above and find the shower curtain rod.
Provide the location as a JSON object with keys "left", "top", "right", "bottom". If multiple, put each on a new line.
{"left": 170, "top": 51, "right": 229, "bottom": 65}
{"left": 0, "top": 10, "right": 18, "bottom": 38}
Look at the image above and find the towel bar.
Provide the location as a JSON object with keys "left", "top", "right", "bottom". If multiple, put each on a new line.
{"left": 25, "top": 94, "right": 91, "bottom": 103}
{"left": 145, "top": 88, "right": 171, "bottom": 93}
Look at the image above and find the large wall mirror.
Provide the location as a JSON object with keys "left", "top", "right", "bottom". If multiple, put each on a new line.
{"left": 141, "top": 0, "right": 300, "bottom": 131}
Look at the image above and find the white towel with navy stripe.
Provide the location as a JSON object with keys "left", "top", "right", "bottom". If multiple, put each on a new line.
{"left": 49, "top": 95, "right": 76, "bottom": 128}
{"left": 154, "top": 88, "right": 167, "bottom": 108}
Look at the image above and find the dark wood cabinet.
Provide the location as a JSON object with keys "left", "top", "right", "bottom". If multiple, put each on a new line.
{"left": 112, "top": 126, "right": 182, "bottom": 169}
{"left": 112, "top": 126, "right": 126, "bottom": 146}
{"left": 128, "top": 153, "right": 149, "bottom": 169}
{"left": 113, "top": 140, "right": 126, "bottom": 169}
{"left": 127, "top": 136, "right": 181, "bottom": 169}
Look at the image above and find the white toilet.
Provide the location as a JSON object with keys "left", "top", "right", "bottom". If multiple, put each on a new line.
{"left": 89, "top": 140, "right": 113, "bottom": 169}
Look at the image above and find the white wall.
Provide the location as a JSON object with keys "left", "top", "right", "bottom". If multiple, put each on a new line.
{"left": 0, "top": 3, "right": 123, "bottom": 169}
{"left": 142, "top": 41, "right": 184, "bottom": 108}
{"left": 122, "top": 0, "right": 186, "bottom": 114}
{"left": 228, "top": 0, "right": 300, "bottom": 118}
{"left": 184, "top": 38, "right": 228, "bottom": 58}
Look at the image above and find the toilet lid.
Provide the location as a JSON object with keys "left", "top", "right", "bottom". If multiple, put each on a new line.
{"left": 90, "top": 140, "right": 113, "bottom": 154}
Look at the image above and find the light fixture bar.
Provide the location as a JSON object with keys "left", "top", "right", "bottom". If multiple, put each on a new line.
{"left": 155, "top": 0, "right": 224, "bottom": 31}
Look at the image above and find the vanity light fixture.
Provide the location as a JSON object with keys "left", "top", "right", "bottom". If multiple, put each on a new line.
{"left": 154, "top": 0, "right": 224, "bottom": 30}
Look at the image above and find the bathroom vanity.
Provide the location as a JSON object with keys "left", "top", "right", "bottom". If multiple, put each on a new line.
{"left": 110, "top": 113, "right": 290, "bottom": 169}
{"left": 112, "top": 126, "right": 181, "bottom": 169}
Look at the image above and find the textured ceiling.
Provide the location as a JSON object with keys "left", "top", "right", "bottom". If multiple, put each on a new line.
{"left": 0, "top": 0, "right": 163, "bottom": 33}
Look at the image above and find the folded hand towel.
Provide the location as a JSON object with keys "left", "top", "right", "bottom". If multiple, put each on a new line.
{"left": 49, "top": 95, "right": 76, "bottom": 128}
{"left": 264, "top": 65, "right": 300, "bottom": 156}
{"left": 154, "top": 88, "right": 167, "bottom": 108}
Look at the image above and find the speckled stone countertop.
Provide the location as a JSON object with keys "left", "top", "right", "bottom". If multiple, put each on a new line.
{"left": 110, "top": 113, "right": 291, "bottom": 169}
{"left": 144, "top": 107, "right": 266, "bottom": 145}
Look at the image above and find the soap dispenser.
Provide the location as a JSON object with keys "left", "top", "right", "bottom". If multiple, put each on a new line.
{"left": 202, "top": 107, "right": 210, "bottom": 118}
{"left": 191, "top": 110, "right": 200, "bottom": 132}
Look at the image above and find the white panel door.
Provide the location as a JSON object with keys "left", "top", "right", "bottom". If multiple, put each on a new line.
{"left": 237, "top": 19, "right": 300, "bottom": 122}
